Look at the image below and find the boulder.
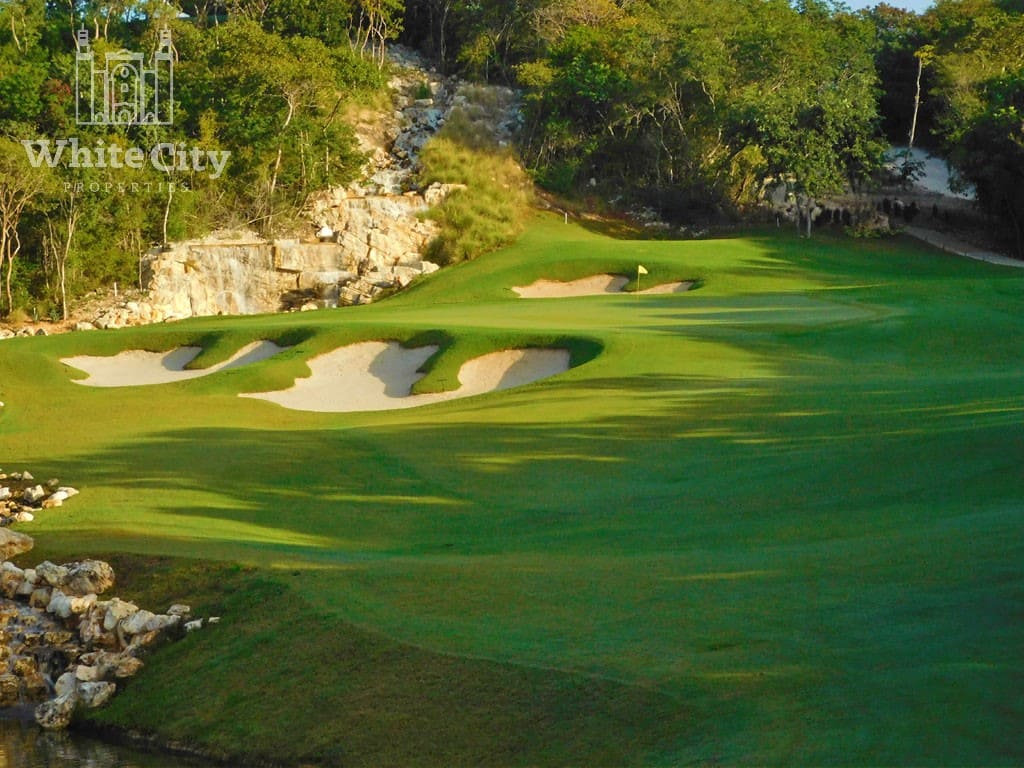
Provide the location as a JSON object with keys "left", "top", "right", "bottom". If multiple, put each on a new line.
{"left": 128, "top": 629, "right": 163, "bottom": 651}
{"left": 0, "top": 562, "right": 24, "bottom": 598}
{"left": 22, "top": 485, "right": 45, "bottom": 504}
{"left": 29, "top": 587, "right": 51, "bottom": 609}
{"left": 15, "top": 568, "right": 37, "bottom": 596}
{"left": 36, "top": 691, "right": 78, "bottom": 730}
{"left": 48, "top": 589, "right": 96, "bottom": 619}
{"left": 35, "top": 561, "right": 69, "bottom": 588}
{"left": 54, "top": 671, "right": 77, "bottom": 698}
{"left": 78, "top": 610, "right": 116, "bottom": 649}
{"left": 65, "top": 560, "right": 115, "bottom": 595}
{"left": 102, "top": 598, "right": 138, "bottom": 631}
{"left": 47, "top": 589, "right": 74, "bottom": 619}
{"left": 143, "top": 613, "right": 181, "bottom": 633}
{"left": 74, "top": 664, "right": 102, "bottom": 682}
{"left": 80, "top": 651, "right": 143, "bottom": 678}
{"left": 78, "top": 681, "right": 116, "bottom": 709}
{"left": 0, "top": 526, "right": 34, "bottom": 560}
{"left": 0, "top": 674, "right": 21, "bottom": 707}
{"left": 120, "top": 609, "right": 156, "bottom": 635}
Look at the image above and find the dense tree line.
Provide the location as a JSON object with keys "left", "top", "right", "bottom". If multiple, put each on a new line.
{"left": 1, "top": 0, "right": 1022, "bottom": 319}
{"left": 402, "top": 0, "right": 1022, "bottom": 252}
{"left": 0, "top": 0, "right": 388, "bottom": 319}
{"left": 401, "top": 0, "right": 886, "bottom": 226}
{"left": 866, "top": 0, "right": 1024, "bottom": 255}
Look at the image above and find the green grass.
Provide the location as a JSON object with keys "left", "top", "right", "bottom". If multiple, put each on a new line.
{"left": 1, "top": 214, "right": 1022, "bottom": 766}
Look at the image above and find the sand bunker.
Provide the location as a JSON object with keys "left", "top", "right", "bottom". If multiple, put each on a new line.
{"left": 240, "top": 341, "right": 571, "bottom": 413}
{"left": 63, "top": 341, "right": 289, "bottom": 387}
{"left": 513, "top": 274, "right": 692, "bottom": 298}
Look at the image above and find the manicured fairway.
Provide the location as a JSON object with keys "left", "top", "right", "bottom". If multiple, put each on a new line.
{"left": 1, "top": 214, "right": 1022, "bottom": 766}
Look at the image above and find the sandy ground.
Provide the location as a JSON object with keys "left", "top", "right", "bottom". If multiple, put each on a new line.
{"left": 513, "top": 274, "right": 692, "bottom": 298}
{"left": 63, "top": 341, "right": 289, "bottom": 387}
{"left": 637, "top": 280, "right": 695, "bottom": 295}
{"left": 240, "top": 341, "right": 571, "bottom": 413}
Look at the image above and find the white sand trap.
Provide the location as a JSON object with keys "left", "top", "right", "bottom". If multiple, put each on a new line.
{"left": 637, "top": 280, "right": 694, "bottom": 295}
{"left": 513, "top": 274, "right": 693, "bottom": 298}
{"left": 240, "top": 341, "right": 570, "bottom": 413}
{"left": 513, "top": 274, "right": 629, "bottom": 298}
{"left": 63, "top": 340, "right": 289, "bottom": 387}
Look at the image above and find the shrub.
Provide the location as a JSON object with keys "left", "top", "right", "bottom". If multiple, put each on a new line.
{"left": 417, "top": 94, "right": 533, "bottom": 265}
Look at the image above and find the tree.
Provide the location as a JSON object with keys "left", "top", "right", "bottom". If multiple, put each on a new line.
{"left": 0, "top": 137, "right": 51, "bottom": 316}
{"left": 351, "top": 0, "right": 403, "bottom": 67}
{"left": 43, "top": 185, "right": 81, "bottom": 321}
{"left": 927, "top": 0, "right": 1024, "bottom": 254}
{"left": 908, "top": 44, "right": 935, "bottom": 149}
{"left": 729, "top": 2, "right": 884, "bottom": 235}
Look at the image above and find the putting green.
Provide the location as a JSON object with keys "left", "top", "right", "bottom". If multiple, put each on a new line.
{"left": 0, "top": 214, "right": 1021, "bottom": 766}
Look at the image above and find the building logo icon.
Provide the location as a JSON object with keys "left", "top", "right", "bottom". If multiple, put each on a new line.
{"left": 75, "top": 27, "right": 174, "bottom": 126}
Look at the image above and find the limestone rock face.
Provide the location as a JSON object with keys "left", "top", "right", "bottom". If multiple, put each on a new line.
{"left": 122, "top": 46, "right": 523, "bottom": 322}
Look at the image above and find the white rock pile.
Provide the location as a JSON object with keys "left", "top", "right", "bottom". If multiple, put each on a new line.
{"left": 1, "top": 469, "right": 78, "bottom": 525}
{"left": 0, "top": 471, "right": 215, "bottom": 729}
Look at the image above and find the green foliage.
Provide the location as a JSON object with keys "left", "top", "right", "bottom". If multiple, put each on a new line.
{"left": 515, "top": 0, "right": 884, "bottom": 224}
{"left": 922, "top": 0, "right": 1024, "bottom": 255}
{"left": 418, "top": 93, "right": 533, "bottom": 265}
{"left": 0, "top": 7, "right": 387, "bottom": 318}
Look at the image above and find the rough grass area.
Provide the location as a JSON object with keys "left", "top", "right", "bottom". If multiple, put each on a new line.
{"left": 1, "top": 215, "right": 1022, "bottom": 766}
{"left": 84, "top": 559, "right": 693, "bottom": 767}
{"left": 418, "top": 97, "right": 533, "bottom": 265}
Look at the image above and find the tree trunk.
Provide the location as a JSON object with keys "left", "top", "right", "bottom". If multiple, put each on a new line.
{"left": 162, "top": 181, "right": 174, "bottom": 246}
{"left": 0, "top": 228, "right": 9, "bottom": 316}
{"left": 909, "top": 54, "right": 923, "bottom": 150}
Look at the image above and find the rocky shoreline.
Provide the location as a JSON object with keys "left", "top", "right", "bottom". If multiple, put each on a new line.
{"left": 0, "top": 469, "right": 214, "bottom": 731}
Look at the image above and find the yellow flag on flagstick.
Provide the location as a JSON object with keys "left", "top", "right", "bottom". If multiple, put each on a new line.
{"left": 637, "top": 265, "right": 649, "bottom": 275}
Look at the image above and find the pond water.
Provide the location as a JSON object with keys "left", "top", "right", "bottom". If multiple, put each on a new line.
{"left": 885, "top": 145, "right": 975, "bottom": 199}
{"left": 0, "top": 716, "right": 214, "bottom": 768}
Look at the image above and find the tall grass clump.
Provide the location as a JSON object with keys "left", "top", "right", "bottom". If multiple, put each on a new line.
{"left": 418, "top": 88, "right": 533, "bottom": 265}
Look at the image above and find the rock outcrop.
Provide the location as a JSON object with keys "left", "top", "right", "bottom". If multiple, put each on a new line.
{"left": 0, "top": 470, "right": 214, "bottom": 729}
{"left": 128, "top": 46, "right": 471, "bottom": 324}
{"left": 1, "top": 469, "right": 78, "bottom": 525}
{"left": 0, "top": 47, "right": 524, "bottom": 335}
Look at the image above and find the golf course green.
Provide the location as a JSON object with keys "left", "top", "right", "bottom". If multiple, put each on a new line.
{"left": 1, "top": 213, "right": 1021, "bottom": 766}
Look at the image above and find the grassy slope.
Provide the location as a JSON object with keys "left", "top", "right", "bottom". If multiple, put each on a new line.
{"left": 1, "top": 214, "right": 1022, "bottom": 766}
